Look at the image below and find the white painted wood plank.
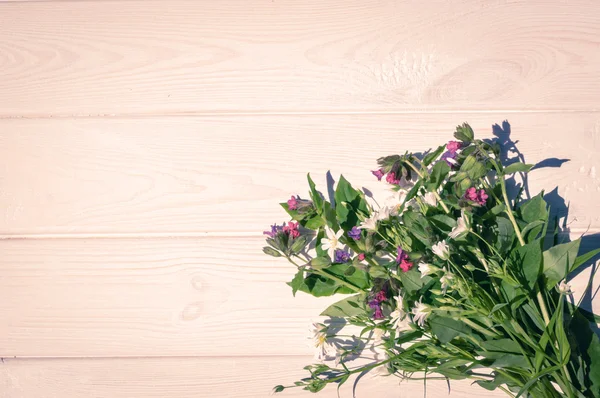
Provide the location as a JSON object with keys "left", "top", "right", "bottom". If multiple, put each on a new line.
{"left": 1, "top": 1, "right": 599, "bottom": 115}
{"left": 0, "top": 357, "right": 506, "bottom": 398}
{"left": 0, "top": 236, "right": 598, "bottom": 358}
{"left": 0, "top": 114, "right": 598, "bottom": 235}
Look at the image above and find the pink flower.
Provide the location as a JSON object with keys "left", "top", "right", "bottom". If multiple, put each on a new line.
{"left": 399, "top": 260, "right": 414, "bottom": 272}
{"left": 386, "top": 172, "right": 401, "bottom": 185}
{"left": 371, "top": 169, "right": 385, "bottom": 181}
{"left": 446, "top": 141, "right": 461, "bottom": 153}
{"left": 282, "top": 221, "right": 300, "bottom": 238}
{"left": 477, "top": 189, "right": 488, "bottom": 206}
{"left": 357, "top": 253, "right": 366, "bottom": 261}
{"left": 465, "top": 187, "right": 478, "bottom": 202}
{"left": 287, "top": 196, "right": 298, "bottom": 210}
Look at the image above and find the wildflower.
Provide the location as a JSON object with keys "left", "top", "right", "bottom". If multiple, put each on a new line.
{"left": 359, "top": 215, "right": 378, "bottom": 231}
{"left": 432, "top": 241, "right": 450, "bottom": 260}
{"left": 396, "top": 247, "right": 414, "bottom": 271}
{"left": 320, "top": 226, "right": 344, "bottom": 260}
{"left": 287, "top": 195, "right": 299, "bottom": 210}
{"left": 418, "top": 262, "right": 439, "bottom": 278}
{"left": 441, "top": 151, "right": 458, "bottom": 167}
{"left": 282, "top": 221, "right": 300, "bottom": 239}
{"left": 440, "top": 268, "right": 455, "bottom": 292}
{"left": 477, "top": 189, "right": 488, "bottom": 206}
{"left": 390, "top": 295, "right": 408, "bottom": 332}
{"left": 422, "top": 191, "right": 438, "bottom": 207}
{"left": 449, "top": 212, "right": 470, "bottom": 239}
{"left": 348, "top": 226, "right": 361, "bottom": 240}
{"left": 308, "top": 322, "right": 336, "bottom": 361}
{"left": 411, "top": 299, "right": 431, "bottom": 327}
{"left": 386, "top": 172, "right": 401, "bottom": 185}
{"left": 558, "top": 280, "right": 574, "bottom": 295}
{"left": 465, "top": 187, "right": 478, "bottom": 202}
{"left": 371, "top": 169, "right": 385, "bottom": 181}
{"left": 357, "top": 253, "right": 366, "bottom": 261}
{"left": 369, "top": 290, "right": 387, "bottom": 320}
{"left": 447, "top": 141, "right": 461, "bottom": 153}
{"left": 334, "top": 249, "right": 351, "bottom": 264}
{"left": 375, "top": 206, "right": 395, "bottom": 221}
{"left": 263, "top": 224, "right": 282, "bottom": 238}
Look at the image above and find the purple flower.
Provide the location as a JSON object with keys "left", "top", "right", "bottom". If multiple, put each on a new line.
{"left": 287, "top": 196, "right": 298, "bottom": 210}
{"left": 396, "top": 246, "right": 409, "bottom": 264}
{"left": 371, "top": 169, "right": 385, "bottom": 181}
{"left": 348, "top": 226, "right": 361, "bottom": 240}
{"left": 440, "top": 150, "right": 458, "bottom": 167}
{"left": 368, "top": 290, "right": 387, "bottom": 320}
{"left": 334, "top": 249, "right": 351, "bottom": 264}
{"left": 263, "top": 224, "right": 282, "bottom": 238}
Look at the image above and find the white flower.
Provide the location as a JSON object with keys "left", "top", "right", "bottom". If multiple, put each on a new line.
{"left": 359, "top": 214, "right": 378, "bottom": 231}
{"left": 321, "top": 226, "right": 343, "bottom": 260}
{"left": 432, "top": 241, "right": 450, "bottom": 260}
{"left": 440, "top": 268, "right": 455, "bottom": 292}
{"left": 390, "top": 296, "right": 409, "bottom": 332}
{"left": 309, "top": 322, "right": 336, "bottom": 361}
{"left": 422, "top": 192, "right": 438, "bottom": 207}
{"left": 418, "top": 262, "right": 440, "bottom": 278}
{"left": 558, "top": 280, "right": 574, "bottom": 295}
{"left": 375, "top": 206, "right": 395, "bottom": 221}
{"left": 449, "top": 213, "right": 469, "bottom": 239}
{"left": 411, "top": 299, "right": 431, "bottom": 328}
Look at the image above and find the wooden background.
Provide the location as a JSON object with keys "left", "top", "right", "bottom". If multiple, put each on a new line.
{"left": 1, "top": 1, "right": 599, "bottom": 397}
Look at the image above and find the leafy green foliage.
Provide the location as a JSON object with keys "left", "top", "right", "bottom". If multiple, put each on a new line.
{"left": 263, "top": 123, "right": 600, "bottom": 397}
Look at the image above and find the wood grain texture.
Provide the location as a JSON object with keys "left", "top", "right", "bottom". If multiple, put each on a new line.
{"left": 0, "top": 237, "right": 339, "bottom": 357}
{"left": 1, "top": 114, "right": 599, "bottom": 236}
{"left": 1, "top": 236, "right": 598, "bottom": 358}
{"left": 0, "top": 357, "right": 507, "bottom": 398}
{"left": 1, "top": 0, "right": 600, "bottom": 116}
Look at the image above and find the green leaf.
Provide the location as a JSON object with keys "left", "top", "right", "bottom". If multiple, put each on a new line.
{"left": 519, "top": 192, "right": 548, "bottom": 224}
{"left": 429, "top": 316, "right": 471, "bottom": 343}
{"left": 263, "top": 246, "right": 282, "bottom": 257}
{"left": 454, "top": 122, "right": 474, "bottom": 142}
{"left": 423, "top": 145, "right": 445, "bottom": 166}
{"left": 495, "top": 216, "right": 515, "bottom": 253}
{"left": 542, "top": 239, "right": 581, "bottom": 289}
{"left": 491, "top": 354, "right": 529, "bottom": 368}
{"left": 489, "top": 303, "right": 508, "bottom": 317}
{"left": 325, "top": 263, "right": 370, "bottom": 290}
{"left": 570, "top": 309, "right": 600, "bottom": 396}
{"left": 290, "top": 269, "right": 304, "bottom": 296}
{"left": 521, "top": 220, "right": 545, "bottom": 243}
{"left": 310, "top": 256, "right": 330, "bottom": 269}
{"left": 304, "top": 215, "right": 325, "bottom": 229}
{"left": 320, "top": 293, "right": 368, "bottom": 317}
{"left": 334, "top": 175, "right": 368, "bottom": 230}
{"left": 368, "top": 264, "right": 389, "bottom": 279}
{"left": 571, "top": 247, "right": 600, "bottom": 275}
{"left": 291, "top": 273, "right": 354, "bottom": 297}
{"left": 273, "top": 385, "right": 285, "bottom": 393}
{"left": 510, "top": 239, "right": 542, "bottom": 290}
{"left": 307, "top": 173, "right": 323, "bottom": 210}
{"left": 429, "top": 214, "right": 457, "bottom": 232}
{"left": 399, "top": 268, "right": 428, "bottom": 293}
{"left": 480, "top": 339, "right": 522, "bottom": 355}
{"left": 426, "top": 161, "right": 450, "bottom": 190}
{"left": 504, "top": 162, "right": 534, "bottom": 174}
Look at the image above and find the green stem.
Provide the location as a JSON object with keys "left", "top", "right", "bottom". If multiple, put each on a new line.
{"left": 461, "top": 318, "right": 501, "bottom": 338}
{"left": 288, "top": 256, "right": 362, "bottom": 293}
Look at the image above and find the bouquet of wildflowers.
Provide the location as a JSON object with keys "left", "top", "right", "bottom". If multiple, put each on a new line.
{"left": 263, "top": 123, "right": 600, "bottom": 397}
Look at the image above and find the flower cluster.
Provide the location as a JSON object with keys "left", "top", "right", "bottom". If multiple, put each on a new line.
{"left": 265, "top": 123, "right": 600, "bottom": 398}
